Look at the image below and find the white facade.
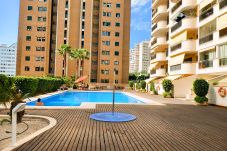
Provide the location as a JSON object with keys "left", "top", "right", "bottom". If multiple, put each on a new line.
{"left": 0, "top": 43, "right": 17, "bottom": 77}
{"left": 138, "top": 41, "right": 150, "bottom": 73}
{"left": 130, "top": 41, "right": 150, "bottom": 73}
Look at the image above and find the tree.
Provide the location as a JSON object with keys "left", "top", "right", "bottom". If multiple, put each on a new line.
{"left": 58, "top": 44, "right": 72, "bottom": 76}
{"left": 70, "top": 49, "right": 89, "bottom": 77}
{"left": 0, "top": 75, "right": 14, "bottom": 107}
{"left": 193, "top": 79, "right": 209, "bottom": 104}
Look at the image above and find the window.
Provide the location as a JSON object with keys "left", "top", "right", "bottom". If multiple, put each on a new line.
{"left": 26, "top": 46, "right": 31, "bottom": 51}
{"left": 116, "top": 13, "right": 120, "bottom": 18}
{"left": 37, "top": 37, "right": 46, "bottom": 42}
{"left": 35, "top": 67, "right": 44, "bottom": 71}
{"left": 81, "top": 41, "right": 84, "bottom": 48}
{"left": 116, "top": 3, "right": 120, "bottom": 8}
{"left": 92, "top": 51, "right": 98, "bottom": 56}
{"left": 65, "top": 1, "right": 68, "bottom": 8}
{"left": 101, "top": 60, "right": 110, "bottom": 65}
{"left": 115, "top": 22, "right": 120, "bottom": 27}
{"left": 102, "top": 50, "right": 110, "bottom": 55}
{"left": 64, "top": 30, "right": 67, "bottom": 38}
{"left": 101, "top": 79, "right": 109, "bottom": 83}
{"left": 114, "top": 61, "right": 119, "bottom": 65}
{"left": 91, "top": 70, "right": 97, "bottom": 74}
{"left": 25, "top": 56, "right": 30, "bottom": 61}
{"left": 103, "top": 22, "right": 111, "bottom": 26}
{"left": 37, "top": 27, "right": 46, "bottom": 31}
{"left": 38, "top": 7, "right": 47, "bottom": 12}
{"left": 115, "top": 80, "right": 119, "bottom": 84}
{"left": 35, "top": 56, "right": 44, "bottom": 61}
{"left": 101, "top": 70, "right": 109, "bottom": 74}
{"left": 102, "top": 31, "right": 110, "bottom": 36}
{"left": 115, "top": 32, "right": 120, "bottom": 37}
{"left": 38, "top": 0, "right": 47, "bottom": 2}
{"left": 103, "top": 2, "right": 111, "bottom": 8}
{"left": 38, "top": 17, "right": 46, "bottom": 22}
{"left": 65, "top": 10, "right": 68, "bottom": 18}
{"left": 103, "top": 12, "right": 111, "bottom": 17}
{"left": 92, "top": 60, "right": 98, "bottom": 65}
{"left": 36, "top": 47, "right": 45, "bottom": 51}
{"left": 114, "top": 51, "right": 119, "bottom": 56}
{"left": 24, "top": 66, "right": 30, "bottom": 71}
{"left": 115, "top": 42, "right": 120, "bottom": 46}
{"left": 26, "top": 36, "right": 31, "bottom": 41}
{"left": 115, "top": 70, "right": 119, "bottom": 75}
{"left": 102, "top": 41, "right": 110, "bottom": 46}
{"left": 27, "top": 16, "right": 32, "bottom": 21}
{"left": 27, "top": 26, "right": 32, "bottom": 31}
{"left": 83, "top": 2, "right": 86, "bottom": 9}
{"left": 28, "top": 6, "right": 33, "bottom": 11}
{"left": 65, "top": 20, "right": 68, "bottom": 28}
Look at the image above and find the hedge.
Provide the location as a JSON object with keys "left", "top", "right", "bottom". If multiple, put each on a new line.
{"left": 140, "top": 81, "right": 146, "bottom": 90}
{"left": 13, "top": 76, "right": 65, "bottom": 96}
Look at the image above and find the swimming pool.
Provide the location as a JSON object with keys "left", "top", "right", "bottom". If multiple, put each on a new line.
{"left": 26, "top": 91, "right": 144, "bottom": 106}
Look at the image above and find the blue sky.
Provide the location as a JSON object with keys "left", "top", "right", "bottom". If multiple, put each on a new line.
{"left": 0, "top": 0, "right": 151, "bottom": 49}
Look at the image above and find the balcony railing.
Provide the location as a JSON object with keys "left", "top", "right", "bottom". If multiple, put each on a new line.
{"left": 152, "top": 24, "right": 157, "bottom": 31}
{"left": 199, "top": 7, "right": 213, "bottom": 21}
{"left": 171, "top": 20, "right": 182, "bottom": 32}
{"left": 219, "top": 58, "right": 227, "bottom": 66}
{"left": 170, "top": 64, "right": 181, "bottom": 71}
{"left": 171, "top": 43, "right": 182, "bottom": 52}
{"left": 199, "top": 60, "right": 213, "bottom": 69}
{"left": 219, "top": 0, "right": 227, "bottom": 9}
{"left": 150, "top": 39, "right": 157, "bottom": 46}
{"left": 152, "top": 9, "right": 158, "bottom": 17}
{"left": 171, "top": 0, "right": 182, "bottom": 13}
{"left": 150, "top": 55, "right": 156, "bottom": 60}
{"left": 199, "top": 33, "right": 213, "bottom": 44}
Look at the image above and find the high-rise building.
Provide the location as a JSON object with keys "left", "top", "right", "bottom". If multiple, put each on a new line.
{"left": 0, "top": 43, "right": 17, "bottom": 77}
{"left": 149, "top": 0, "right": 227, "bottom": 98}
{"left": 129, "top": 41, "right": 150, "bottom": 73}
{"left": 16, "top": 0, "right": 131, "bottom": 85}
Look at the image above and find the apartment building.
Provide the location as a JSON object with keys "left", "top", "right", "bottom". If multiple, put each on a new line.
{"left": 0, "top": 43, "right": 17, "bottom": 77}
{"left": 16, "top": 0, "right": 131, "bottom": 85}
{"left": 129, "top": 41, "right": 150, "bottom": 73}
{"left": 149, "top": 0, "right": 227, "bottom": 98}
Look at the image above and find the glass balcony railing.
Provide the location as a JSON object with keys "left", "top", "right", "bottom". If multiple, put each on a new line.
{"left": 171, "top": 43, "right": 182, "bottom": 52}
{"left": 150, "top": 39, "right": 157, "bottom": 46}
{"left": 199, "top": 7, "right": 213, "bottom": 21}
{"left": 199, "top": 60, "right": 213, "bottom": 69}
{"left": 171, "top": 20, "right": 182, "bottom": 32}
{"left": 150, "top": 70, "right": 156, "bottom": 75}
{"left": 199, "top": 33, "right": 213, "bottom": 44}
{"left": 171, "top": 0, "right": 182, "bottom": 13}
{"left": 219, "top": 0, "right": 227, "bottom": 9}
{"left": 170, "top": 64, "right": 181, "bottom": 71}
{"left": 220, "top": 58, "right": 227, "bottom": 66}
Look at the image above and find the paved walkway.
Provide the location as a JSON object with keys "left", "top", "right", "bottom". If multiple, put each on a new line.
{"left": 0, "top": 93, "right": 227, "bottom": 151}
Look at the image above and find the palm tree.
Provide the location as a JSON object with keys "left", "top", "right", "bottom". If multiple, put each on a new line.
{"left": 70, "top": 49, "right": 89, "bottom": 77}
{"left": 58, "top": 44, "right": 71, "bottom": 76}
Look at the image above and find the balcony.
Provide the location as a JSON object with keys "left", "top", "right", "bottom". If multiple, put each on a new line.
{"left": 219, "top": 58, "right": 227, "bottom": 66}
{"left": 152, "top": 20, "right": 168, "bottom": 37}
{"left": 170, "top": 63, "right": 196, "bottom": 75}
{"left": 199, "top": 33, "right": 213, "bottom": 44}
{"left": 171, "top": 18, "right": 197, "bottom": 36}
{"left": 170, "top": 0, "right": 197, "bottom": 19}
{"left": 220, "top": 0, "right": 227, "bottom": 9}
{"left": 170, "top": 40, "right": 196, "bottom": 56}
{"left": 199, "top": 7, "right": 213, "bottom": 21}
{"left": 152, "top": 5, "right": 168, "bottom": 22}
{"left": 152, "top": 0, "right": 167, "bottom": 8}
{"left": 199, "top": 60, "right": 213, "bottom": 69}
{"left": 150, "top": 68, "right": 166, "bottom": 77}
{"left": 150, "top": 52, "right": 166, "bottom": 63}
{"left": 150, "top": 36, "right": 168, "bottom": 50}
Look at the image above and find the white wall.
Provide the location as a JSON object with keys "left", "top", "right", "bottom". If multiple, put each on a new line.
{"left": 208, "top": 86, "right": 227, "bottom": 107}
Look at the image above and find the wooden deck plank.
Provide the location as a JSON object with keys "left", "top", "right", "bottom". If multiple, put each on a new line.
{"left": 0, "top": 103, "right": 226, "bottom": 151}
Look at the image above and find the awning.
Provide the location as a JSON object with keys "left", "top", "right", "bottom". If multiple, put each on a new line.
{"left": 164, "top": 75, "right": 182, "bottom": 81}
{"left": 199, "top": 0, "right": 214, "bottom": 9}
{"left": 75, "top": 75, "right": 88, "bottom": 83}
{"left": 169, "top": 54, "right": 185, "bottom": 66}
{"left": 145, "top": 77, "right": 158, "bottom": 83}
{"left": 149, "top": 63, "right": 158, "bottom": 70}
{"left": 217, "top": 13, "right": 227, "bottom": 30}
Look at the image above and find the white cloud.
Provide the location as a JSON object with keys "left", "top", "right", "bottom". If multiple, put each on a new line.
{"left": 131, "top": 0, "right": 150, "bottom": 8}
{"left": 131, "top": 20, "right": 150, "bottom": 32}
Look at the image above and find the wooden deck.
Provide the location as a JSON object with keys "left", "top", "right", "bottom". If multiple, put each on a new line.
{"left": 1, "top": 102, "right": 227, "bottom": 151}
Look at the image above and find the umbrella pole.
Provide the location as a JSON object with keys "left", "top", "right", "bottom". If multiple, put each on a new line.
{"left": 112, "top": 69, "right": 116, "bottom": 114}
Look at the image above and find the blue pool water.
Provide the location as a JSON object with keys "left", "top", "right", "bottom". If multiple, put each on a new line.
{"left": 26, "top": 91, "right": 144, "bottom": 106}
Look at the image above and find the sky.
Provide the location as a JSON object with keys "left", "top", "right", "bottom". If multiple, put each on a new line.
{"left": 0, "top": 0, "right": 151, "bottom": 49}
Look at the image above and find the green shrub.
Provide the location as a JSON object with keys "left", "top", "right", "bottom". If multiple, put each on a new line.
{"left": 36, "top": 77, "right": 63, "bottom": 94}
{"left": 150, "top": 82, "right": 155, "bottom": 91}
{"left": 163, "top": 92, "right": 173, "bottom": 98}
{"left": 0, "top": 74, "right": 14, "bottom": 106}
{"left": 129, "top": 81, "right": 134, "bottom": 88}
{"left": 13, "top": 77, "right": 39, "bottom": 96}
{"left": 193, "top": 79, "right": 209, "bottom": 103}
{"left": 140, "top": 81, "right": 146, "bottom": 90}
{"left": 136, "top": 83, "right": 141, "bottom": 89}
{"left": 193, "top": 79, "right": 209, "bottom": 97}
{"left": 162, "top": 79, "right": 173, "bottom": 93}
{"left": 194, "top": 96, "right": 208, "bottom": 103}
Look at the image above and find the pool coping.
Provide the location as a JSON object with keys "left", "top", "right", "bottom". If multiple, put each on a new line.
{"left": 1, "top": 90, "right": 164, "bottom": 110}
{"left": 1, "top": 115, "right": 57, "bottom": 151}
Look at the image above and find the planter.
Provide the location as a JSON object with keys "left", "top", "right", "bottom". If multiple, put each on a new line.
{"left": 196, "top": 102, "right": 208, "bottom": 106}
{"left": 150, "top": 91, "right": 155, "bottom": 95}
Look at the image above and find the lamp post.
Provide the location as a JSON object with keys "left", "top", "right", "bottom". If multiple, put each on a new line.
{"left": 112, "top": 68, "right": 117, "bottom": 114}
